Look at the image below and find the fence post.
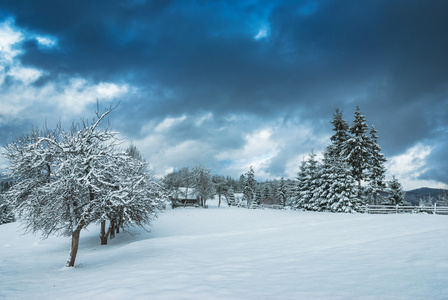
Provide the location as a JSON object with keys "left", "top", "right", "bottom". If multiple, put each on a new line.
{"left": 434, "top": 203, "right": 437, "bottom": 214}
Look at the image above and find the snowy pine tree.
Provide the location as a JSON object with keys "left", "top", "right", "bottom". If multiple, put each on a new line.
{"left": 263, "top": 184, "right": 270, "bottom": 202}
{"left": 318, "top": 148, "right": 360, "bottom": 212}
{"left": 329, "top": 108, "right": 350, "bottom": 158}
{"left": 226, "top": 185, "right": 236, "bottom": 206}
{"left": 387, "top": 176, "right": 404, "bottom": 205}
{"left": 293, "top": 152, "right": 321, "bottom": 210}
{"left": 367, "top": 125, "right": 387, "bottom": 204}
{"left": 243, "top": 166, "right": 256, "bottom": 208}
{"left": 277, "top": 177, "right": 287, "bottom": 207}
{"left": 343, "top": 106, "right": 372, "bottom": 189}
{"left": 255, "top": 186, "right": 262, "bottom": 205}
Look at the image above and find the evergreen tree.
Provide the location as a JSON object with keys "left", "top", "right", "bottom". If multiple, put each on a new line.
{"left": 387, "top": 176, "right": 404, "bottom": 205}
{"left": 286, "top": 179, "right": 296, "bottom": 206}
{"left": 277, "top": 177, "right": 287, "bottom": 206}
{"left": 263, "top": 184, "right": 270, "bottom": 202}
{"left": 329, "top": 108, "right": 350, "bottom": 158}
{"left": 255, "top": 186, "right": 262, "bottom": 205}
{"left": 343, "top": 106, "right": 372, "bottom": 188}
{"left": 226, "top": 185, "right": 236, "bottom": 206}
{"left": 243, "top": 166, "right": 257, "bottom": 208}
{"left": 292, "top": 160, "right": 307, "bottom": 209}
{"left": 367, "top": 125, "right": 387, "bottom": 204}
{"left": 294, "top": 152, "right": 321, "bottom": 210}
{"left": 318, "top": 148, "right": 360, "bottom": 212}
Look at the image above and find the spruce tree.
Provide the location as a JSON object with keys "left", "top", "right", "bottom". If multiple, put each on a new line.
{"left": 263, "top": 184, "right": 270, "bottom": 202}
{"left": 320, "top": 149, "right": 360, "bottom": 212}
{"left": 277, "top": 177, "right": 287, "bottom": 206}
{"left": 295, "top": 152, "right": 321, "bottom": 210}
{"left": 367, "top": 125, "right": 387, "bottom": 204}
{"left": 226, "top": 185, "right": 236, "bottom": 206}
{"left": 255, "top": 186, "right": 262, "bottom": 205}
{"left": 343, "top": 106, "right": 372, "bottom": 188}
{"left": 387, "top": 176, "right": 404, "bottom": 205}
{"left": 292, "top": 160, "right": 307, "bottom": 209}
{"left": 243, "top": 166, "right": 256, "bottom": 208}
{"left": 329, "top": 108, "right": 350, "bottom": 158}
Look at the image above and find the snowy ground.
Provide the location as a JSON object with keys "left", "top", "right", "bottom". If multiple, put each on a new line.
{"left": 1, "top": 200, "right": 448, "bottom": 300}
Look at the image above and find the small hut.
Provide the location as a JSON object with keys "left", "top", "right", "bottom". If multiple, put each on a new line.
{"left": 170, "top": 187, "right": 200, "bottom": 208}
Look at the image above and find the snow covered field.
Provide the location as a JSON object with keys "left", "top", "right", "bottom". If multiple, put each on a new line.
{"left": 1, "top": 200, "right": 448, "bottom": 299}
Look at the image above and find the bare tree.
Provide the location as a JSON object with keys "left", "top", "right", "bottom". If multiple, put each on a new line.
{"left": 192, "top": 166, "right": 215, "bottom": 208}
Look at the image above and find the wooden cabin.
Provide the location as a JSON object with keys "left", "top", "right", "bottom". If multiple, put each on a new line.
{"left": 170, "top": 187, "right": 201, "bottom": 208}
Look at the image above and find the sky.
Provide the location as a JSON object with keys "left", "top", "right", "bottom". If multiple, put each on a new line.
{"left": 0, "top": 0, "right": 447, "bottom": 190}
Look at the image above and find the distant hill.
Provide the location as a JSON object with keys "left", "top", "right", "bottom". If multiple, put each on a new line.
{"left": 405, "top": 188, "right": 448, "bottom": 205}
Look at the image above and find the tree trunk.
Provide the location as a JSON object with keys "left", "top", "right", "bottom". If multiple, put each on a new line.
{"left": 218, "top": 193, "right": 221, "bottom": 207}
{"left": 108, "top": 219, "right": 115, "bottom": 240}
{"left": 100, "top": 220, "right": 108, "bottom": 245}
{"left": 116, "top": 218, "right": 121, "bottom": 234}
{"left": 66, "top": 224, "right": 83, "bottom": 267}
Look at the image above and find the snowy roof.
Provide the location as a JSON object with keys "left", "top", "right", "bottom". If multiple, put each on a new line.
{"left": 171, "top": 187, "right": 199, "bottom": 199}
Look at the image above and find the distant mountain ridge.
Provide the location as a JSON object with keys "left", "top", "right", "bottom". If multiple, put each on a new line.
{"left": 405, "top": 188, "right": 447, "bottom": 205}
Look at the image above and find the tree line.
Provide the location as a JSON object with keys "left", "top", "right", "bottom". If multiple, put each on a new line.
{"left": 161, "top": 106, "right": 405, "bottom": 211}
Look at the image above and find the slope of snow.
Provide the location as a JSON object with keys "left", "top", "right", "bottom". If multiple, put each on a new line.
{"left": 1, "top": 201, "right": 448, "bottom": 299}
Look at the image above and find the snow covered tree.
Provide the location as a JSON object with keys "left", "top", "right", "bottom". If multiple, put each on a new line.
{"left": 98, "top": 145, "right": 164, "bottom": 245}
{"left": 387, "top": 176, "right": 404, "bottom": 205}
{"left": 179, "top": 167, "right": 196, "bottom": 200}
{"left": 286, "top": 179, "right": 296, "bottom": 206}
{"left": 0, "top": 181, "right": 14, "bottom": 225}
{"left": 192, "top": 166, "right": 215, "bottom": 208}
{"left": 255, "top": 186, "right": 262, "bottom": 205}
{"left": 366, "top": 125, "right": 387, "bottom": 204}
{"left": 436, "top": 191, "right": 448, "bottom": 206}
{"left": 293, "top": 152, "right": 321, "bottom": 210}
{"left": 343, "top": 106, "right": 372, "bottom": 188}
{"left": 277, "top": 177, "right": 287, "bottom": 207}
{"left": 329, "top": 108, "right": 350, "bottom": 158}
{"left": 292, "top": 160, "right": 307, "bottom": 209}
{"left": 226, "top": 185, "right": 236, "bottom": 206}
{"left": 0, "top": 200, "right": 14, "bottom": 225}
{"left": 317, "top": 148, "right": 360, "bottom": 212}
{"left": 212, "top": 175, "right": 227, "bottom": 207}
{"left": 243, "top": 166, "right": 256, "bottom": 208}
{"left": 2, "top": 105, "right": 163, "bottom": 267}
{"left": 263, "top": 184, "right": 270, "bottom": 202}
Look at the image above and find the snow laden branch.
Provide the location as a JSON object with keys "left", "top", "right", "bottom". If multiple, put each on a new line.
{"left": 2, "top": 106, "right": 166, "bottom": 267}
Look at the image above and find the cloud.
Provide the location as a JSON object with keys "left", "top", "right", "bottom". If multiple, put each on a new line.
{"left": 1, "top": 1, "right": 448, "bottom": 188}
{"left": 0, "top": 19, "right": 132, "bottom": 134}
{"left": 386, "top": 143, "right": 447, "bottom": 190}
{"left": 35, "top": 36, "right": 57, "bottom": 48}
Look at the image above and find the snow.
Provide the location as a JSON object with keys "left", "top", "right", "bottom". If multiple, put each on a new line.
{"left": 1, "top": 200, "right": 448, "bottom": 299}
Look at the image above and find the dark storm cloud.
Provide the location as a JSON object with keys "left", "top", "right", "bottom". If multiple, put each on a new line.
{"left": 1, "top": 0, "right": 448, "bottom": 186}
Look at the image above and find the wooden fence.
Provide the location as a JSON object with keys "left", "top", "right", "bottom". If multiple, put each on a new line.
{"left": 258, "top": 204, "right": 285, "bottom": 210}
{"left": 362, "top": 204, "right": 448, "bottom": 215}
